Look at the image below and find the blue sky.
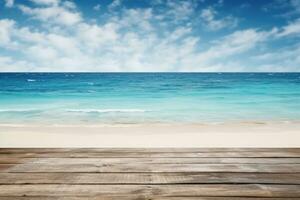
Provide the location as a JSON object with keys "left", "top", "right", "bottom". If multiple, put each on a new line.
{"left": 0, "top": 0, "right": 300, "bottom": 72}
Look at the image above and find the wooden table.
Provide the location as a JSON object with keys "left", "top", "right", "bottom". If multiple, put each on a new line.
{"left": 0, "top": 148, "right": 300, "bottom": 199}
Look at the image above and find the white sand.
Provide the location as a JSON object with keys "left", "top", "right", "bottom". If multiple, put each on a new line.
{"left": 1, "top": 121, "right": 300, "bottom": 147}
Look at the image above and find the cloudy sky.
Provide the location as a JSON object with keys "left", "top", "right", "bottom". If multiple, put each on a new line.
{"left": 0, "top": 0, "right": 300, "bottom": 72}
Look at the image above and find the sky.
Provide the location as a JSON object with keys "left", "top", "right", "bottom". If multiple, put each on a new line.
{"left": 0, "top": 0, "right": 300, "bottom": 72}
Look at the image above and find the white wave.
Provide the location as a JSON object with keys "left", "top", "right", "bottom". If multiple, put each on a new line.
{"left": 27, "top": 79, "right": 36, "bottom": 82}
{"left": 0, "top": 109, "right": 40, "bottom": 113}
{"left": 66, "top": 109, "right": 148, "bottom": 113}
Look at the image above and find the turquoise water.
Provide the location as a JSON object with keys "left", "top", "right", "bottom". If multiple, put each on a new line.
{"left": 0, "top": 73, "right": 300, "bottom": 125}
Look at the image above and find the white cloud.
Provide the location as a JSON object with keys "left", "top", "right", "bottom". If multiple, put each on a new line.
{"left": 200, "top": 7, "right": 238, "bottom": 31}
{"left": 3, "top": 5, "right": 197, "bottom": 72}
{"left": 214, "top": 29, "right": 273, "bottom": 52}
{"left": 252, "top": 42, "right": 300, "bottom": 71}
{"left": 76, "top": 23, "right": 119, "bottom": 49}
{"left": 18, "top": 2, "right": 82, "bottom": 26}
{"left": 0, "top": 19, "right": 15, "bottom": 45}
{"left": 0, "top": 56, "right": 34, "bottom": 72}
{"left": 179, "top": 28, "right": 281, "bottom": 71}
{"left": 0, "top": 0, "right": 299, "bottom": 72}
{"left": 93, "top": 4, "right": 101, "bottom": 11}
{"left": 108, "top": 0, "right": 122, "bottom": 10}
{"left": 29, "top": 0, "right": 60, "bottom": 6}
{"left": 165, "top": 0, "right": 195, "bottom": 21}
{"left": 119, "top": 8, "right": 153, "bottom": 32}
{"left": 16, "top": 27, "right": 47, "bottom": 45}
{"left": 26, "top": 45, "right": 58, "bottom": 62}
{"left": 4, "top": 0, "right": 14, "bottom": 7}
{"left": 277, "top": 18, "right": 300, "bottom": 37}
{"left": 168, "top": 27, "right": 192, "bottom": 41}
{"left": 63, "top": 1, "right": 76, "bottom": 9}
{"left": 263, "top": 0, "right": 300, "bottom": 21}
{"left": 290, "top": 0, "right": 300, "bottom": 13}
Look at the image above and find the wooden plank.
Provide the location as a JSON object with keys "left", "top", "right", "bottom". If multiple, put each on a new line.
{"left": 2, "top": 163, "right": 300, "bottom": 173}
{"left": 0, "top": 197, "right": 298, "bottom": 200}
{"left": 1, "top": 151, "right": 300, "bottom": 158}
{"left": 0, "top": 184, "right": 299, "bottom": 197}
{"left": 0, "top": 158, "right": 29, "bottom": 164}
{"left": 154, "top": 198, "right": 300, "bottom": 200}
{"left": 2, "top": 157, "right": 300, "bottom": 164}
{"left": 1, "top": 148, "right": 299, "bottom": 199}
{"left": 1, "top": 148, "right": 300, "bottom": 153}
{"left": 1, "top": 172, "right": 300, "bottom": 184}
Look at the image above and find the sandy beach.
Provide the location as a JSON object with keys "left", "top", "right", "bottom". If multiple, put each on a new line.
{"left": 0, "top": 121, "right": 299, "bottom": 147}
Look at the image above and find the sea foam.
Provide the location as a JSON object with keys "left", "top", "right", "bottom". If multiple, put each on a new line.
{"left": 0, "top": 109, "right": 42, "bottom": 113}
{"left": 66, "top": 109, "right": 148, "bottom": 113}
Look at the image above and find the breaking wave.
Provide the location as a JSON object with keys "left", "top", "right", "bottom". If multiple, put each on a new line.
{"left": 66, "top": 109, "right": 149, "bottom": 113}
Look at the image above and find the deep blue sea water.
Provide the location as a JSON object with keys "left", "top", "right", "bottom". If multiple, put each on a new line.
{"left": 0, "top": 73, "right": 300, "bottom": 125}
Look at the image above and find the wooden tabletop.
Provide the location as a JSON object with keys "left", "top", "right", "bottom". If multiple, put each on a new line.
{"left": 0, "top": 148, "right": 300, "bottom": 199}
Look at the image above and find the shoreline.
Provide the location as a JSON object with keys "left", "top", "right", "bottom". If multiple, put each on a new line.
{"left": 0, "top": 119, "right": 299, "bottom": 127}
{"left": 1, "top": 121, "right": 300, "bottom": 147}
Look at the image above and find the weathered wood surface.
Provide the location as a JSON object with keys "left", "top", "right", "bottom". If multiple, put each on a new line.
{"left": 1, "top": 184, "right": 300, "bottom": 197}
{"left": 1, "top": 148, "right": 300, "bottom": 153}
{"left": 1, "top": 172, "right": 300, "bottom": 184}
{"left": 2, "top": 163, "right": 300, "bottom": 173}
{"left": 0, "top": 148, "right": 300, "bottom": 199}
{"left": 1, "top": 151, "right": 300, "bottom": 158}
{"left": 2, "top": 157, "right": 300, "bottom": 164}
{"left": 0, "top": 198, "right": 299, "bottom": 200}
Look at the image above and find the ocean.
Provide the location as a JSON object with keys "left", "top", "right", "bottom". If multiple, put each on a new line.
{"left": 0, "top": 73, "right": 300, "bottom": 125}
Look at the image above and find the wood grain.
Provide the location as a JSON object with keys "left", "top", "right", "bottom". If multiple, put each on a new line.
{"left": 1, "top": 148, "right": 300, "bottom": 153}
{"left": 1, "top": 184, "right": 300, "bottom": 197}
{"left": 2, "top": 157, "right": 300, "bottom": 164}
{"left": 1, "top": 172, "right": 300, "bottom": 184}
{"left": 0, "top": 197, "right": 299, "bottom": 200}
{"left": 2, "top": 163, "right": 300, "bottom": 173}
{"left": 0, "top": 148, "right": 299, "bottom": 199}
{"left": 1, "top": 151, "right": 300, "bottom": 158}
